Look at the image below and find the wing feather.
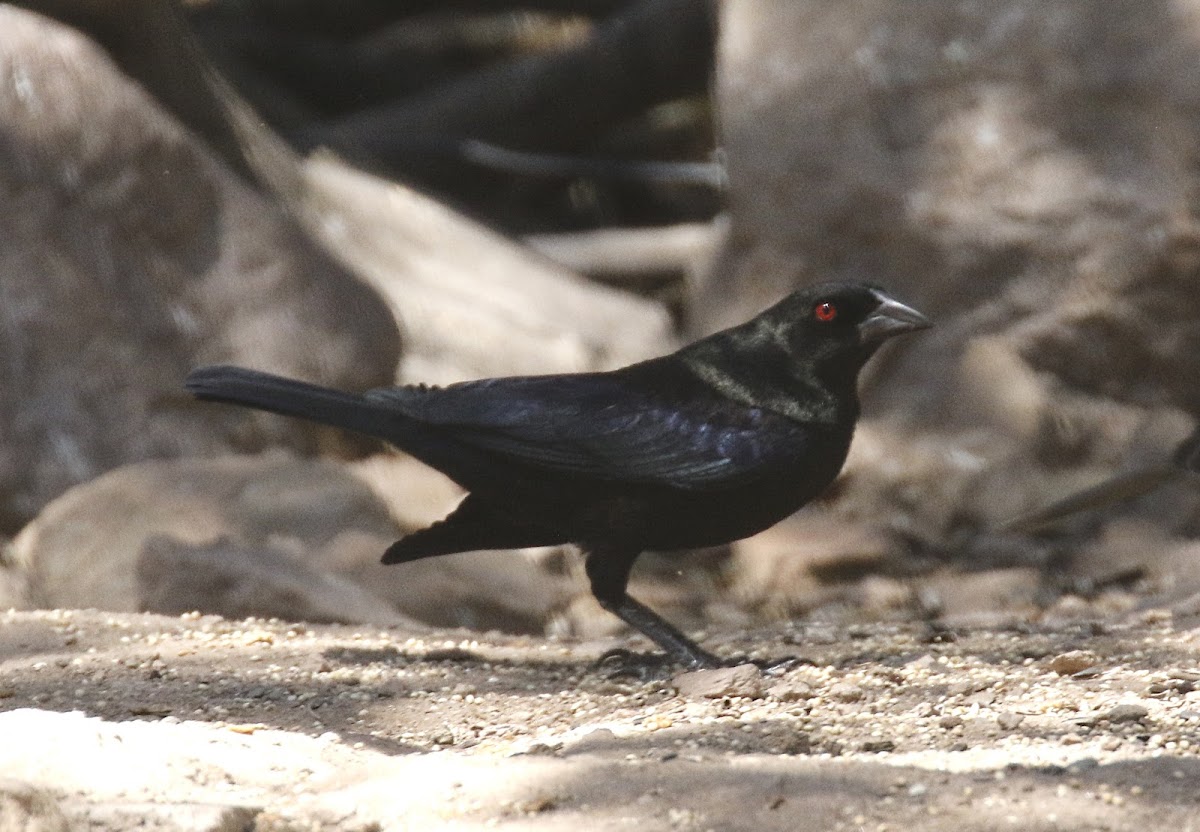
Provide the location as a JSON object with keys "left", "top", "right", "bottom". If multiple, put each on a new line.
{"left": 366, "top": 373, "right": 796, "bottom": 488}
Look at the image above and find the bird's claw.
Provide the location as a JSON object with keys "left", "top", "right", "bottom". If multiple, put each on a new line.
{"left": 751, "top": 655, "right": 813, "bottom": 677}
{"left": 595, "top": 648, "right": 680, "bottom": 681}
{"left": 596, "top": 647, "right": 810, "bottom": 679}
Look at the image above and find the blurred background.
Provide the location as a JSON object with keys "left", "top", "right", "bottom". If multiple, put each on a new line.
{"left": 3, "top": 0, "right": 1200, "bottom": 644}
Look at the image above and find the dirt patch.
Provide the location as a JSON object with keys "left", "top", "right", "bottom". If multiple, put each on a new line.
{"left": 3, "top": 608, "right": 1200, "bottom": 830}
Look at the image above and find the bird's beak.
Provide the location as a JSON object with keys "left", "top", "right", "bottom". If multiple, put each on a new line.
{"left": 858, "top": 292, "right": 931, "bottom": 344}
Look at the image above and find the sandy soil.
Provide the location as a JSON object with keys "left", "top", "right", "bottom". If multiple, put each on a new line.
{"left": 3, "top": 607, "right": 1200, "bottom": 831}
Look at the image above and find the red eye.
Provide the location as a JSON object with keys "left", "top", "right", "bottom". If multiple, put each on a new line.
{"left": 814, "top": 301, "right": 837, "bottom": 322}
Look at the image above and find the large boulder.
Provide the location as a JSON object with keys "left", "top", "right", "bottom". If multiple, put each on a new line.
{"left": 135, "top": 535, "right": 409, "bottom": 627}
{"left": 0, "top": 564, "right": 29, "bottom": 612}
{"left": 0, "top": 6, "right": 401, "bottom": 534}
{"left": 711, "top": 1, "right": 1200, "bottom": 598}
{"left": 11, "top": 454, "right": 573, "bottom": 632}
{"left": 11, "top": 455, "right": 401, "bottom": 618}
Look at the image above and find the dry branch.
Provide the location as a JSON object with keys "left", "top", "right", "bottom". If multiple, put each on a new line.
{"left": 303, "top": 0, "right": 715, "bottom": 161}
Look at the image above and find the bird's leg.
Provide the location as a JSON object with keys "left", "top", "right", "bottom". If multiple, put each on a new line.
{"left": 584, "top": 546, "right": 725, "bottom": 670}
{"left": 604, "top": 595, "right": 726, "bottom": 670}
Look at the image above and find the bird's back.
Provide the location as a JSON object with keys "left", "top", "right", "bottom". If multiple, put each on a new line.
{"left": 365, "top": 360, "right": 854, "bottom": 549}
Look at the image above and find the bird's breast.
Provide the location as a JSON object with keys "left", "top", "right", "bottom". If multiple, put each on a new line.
{"left": 618, "top": 425, "right": 853, "bottom": 550}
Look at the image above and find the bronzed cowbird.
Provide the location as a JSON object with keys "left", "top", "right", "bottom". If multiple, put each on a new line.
{"left": 185, "top": 282, "right": 929, "bottom": 668}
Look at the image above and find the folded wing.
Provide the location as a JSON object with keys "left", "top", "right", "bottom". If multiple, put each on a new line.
{"left": 366, "top": 372, "right": 800, "bottom": 490}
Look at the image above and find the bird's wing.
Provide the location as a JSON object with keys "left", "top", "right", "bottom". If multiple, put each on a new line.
{"left": 365, "top": 373, "right": 798, "bottom": 489}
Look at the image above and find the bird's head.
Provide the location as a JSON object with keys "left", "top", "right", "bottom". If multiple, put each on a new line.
{"left": 760, "top": 281, "right": 930, "bottom": 364}
{"left": 679, "top": 282, "right": 929, "bottom": 420}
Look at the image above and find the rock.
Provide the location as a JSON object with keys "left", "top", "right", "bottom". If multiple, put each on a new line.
{"left": 348, "top": 455, "right": 465, "bottom": 534}
{"left": 710, "top": 0, "right": 1200, "bottom": 403}
{"left": 964, "top": 689, "right": 996, "bottom": 708}
{"left": 1048, "top": 651, "right": 1102, "bottom": 676}
{"left": 0, "top": 566, "right": 29, "bottom": 611}
{"left": 1106, "top": 703, "right": 1150, "bottom": 724}
{"left": 1065, "top": 757, "right": 1099, "bottom": 773}
{"left": 768, "top": 731, "right": 813, "bottom": 756}
{"left": 860, "top": 740, "right": 895, "bottom": 754}
{"left": 137, "top": 535, "right": 409, "bottom": 627}
{"left": 344, "top": 455, "right": 576, "bottom": 633}
{"left": 0, "top": 778, "right": 69, "bottom": 832}
{"left": 564, "top": 728, "right": 618, "bottom": 755}
{"left": 316, "top": 529, "right": 572, "bottom": 634}
{"left": 827, "top": 681, "right": 865, "bottom": 703}
{"left": 730, "top": 514, "right": 894, "bottom": 616}
{"left": 0, "top": 7, "right": 400, "bottom": 534}
{"left": 1077, "top": 521, "right": 1200, "bottom": 600}
{"left": 948, "top": 680, "right": 989, "bottom": 697}
{"left": 915, "top": 568, "right": 1043, "bottom": 628}
{"left": 11, "top": 455, "right": 396, "bottom": 613}
{"left": 13, "top": 6, "right": 679, "bottom": 389}
{"left": 11, "top": 454, "right": 570, "bottom": 632}
{"left": 906, "top": 654, "right": 937, "bottom": 671}
{"left": 996, "top": 712, "right": 1025, "bottom": 731}
{"left": 852, "top": 576, "right": 916, "bottom": 618}
{"left": 767, "top": 680, "right": 814, "bottom": 702}
{"left": 285, "top": 154, "right": 676, "bottom": 386}
{"left": 705, "top": 0, "right": 1200, "bottom": 578}
{"left": 673, "top": 664, "right": 764, "bottom": 699}
{"left": 200, "top": 3, "right": 680, "bottom": 388}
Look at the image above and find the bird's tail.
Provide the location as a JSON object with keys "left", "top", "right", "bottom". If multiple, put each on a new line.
{"left": 184, "top": 365, "right": 398, "bottom": 441}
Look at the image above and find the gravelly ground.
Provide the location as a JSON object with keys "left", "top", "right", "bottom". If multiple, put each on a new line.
{"left": 3, "top": 607, "right": 1200, "bottom": 831}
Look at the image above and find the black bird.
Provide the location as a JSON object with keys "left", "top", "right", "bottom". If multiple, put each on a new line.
{"left": 185, "top": 282, "right": 929, "bottom": 668}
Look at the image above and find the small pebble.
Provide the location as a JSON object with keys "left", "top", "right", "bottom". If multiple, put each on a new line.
{"left": 997, "top": 712, "right": 1024, "bottom": 731}
{"left": 828, "top": 681, "right": 864, "bottom": 703}
{"left": 767, "top": 680, "right": 814, "bottom": 702}
{"left": 1107, "top": 703, "right": 1149, "bottom": 724}
{"left": 673, "top": 664, "right": 764, "bottom": 699}
{"left": 1048, "top": 651, "right": 1100, "bottom": 676}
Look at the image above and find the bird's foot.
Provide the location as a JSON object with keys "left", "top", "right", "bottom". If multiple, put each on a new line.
{"left": 677, "top": 647, "right": 729, "bottom": 671}
{"left": 595, "top": 648, "right": 680, "bottom": 682}
{"left": 595, "top": 647, "right": 811, "bottom": 682}
{"left": 747, "top": 654, "right": 815, "bottom": 677}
